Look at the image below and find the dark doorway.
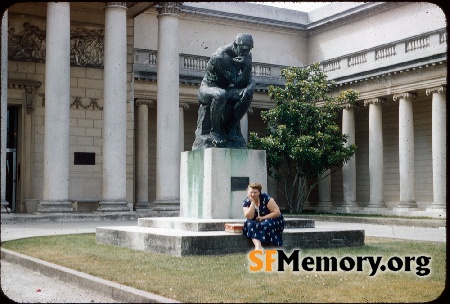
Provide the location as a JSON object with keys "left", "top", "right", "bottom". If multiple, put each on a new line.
{"left": 5, "top": 106, "right": 19, "bottom": 212}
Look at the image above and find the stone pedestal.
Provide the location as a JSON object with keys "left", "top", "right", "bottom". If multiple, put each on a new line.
{"left": 180, "top": 148, "right": 267, "bottom": 219}
{"left": 96, "top": 129, "right": 365, "bottom": 256}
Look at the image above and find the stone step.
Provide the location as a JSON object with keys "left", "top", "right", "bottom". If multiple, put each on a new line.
{"left": 137, "top": 217, "right": 315, "bottom": 231}
{"left": 95, "top": 224, "right": 364, "bottom": 257}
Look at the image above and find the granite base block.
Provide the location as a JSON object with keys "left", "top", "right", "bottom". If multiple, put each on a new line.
{"left": 96, "top": 217, "right": 364, "bottom": 257}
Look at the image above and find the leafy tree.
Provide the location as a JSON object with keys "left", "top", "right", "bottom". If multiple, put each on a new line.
{"left": 247, "top": 63, "right": 358, "bottom": 212}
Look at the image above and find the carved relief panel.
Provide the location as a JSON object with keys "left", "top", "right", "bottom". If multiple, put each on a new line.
{"left": 8, "top": 16, "right": 104, "bottom": 67}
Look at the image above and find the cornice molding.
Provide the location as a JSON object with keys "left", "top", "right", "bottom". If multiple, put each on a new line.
{"left": 181, "top": 5, "right": 307, "bottom": 34}
{"left": 308, "top": 2, "right": 404, "bottom": 34}
{"left": 180, "top": 2, "right": 401, "bottom": 35}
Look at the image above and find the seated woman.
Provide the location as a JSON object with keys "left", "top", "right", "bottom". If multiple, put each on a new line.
{"left": 242, "top": 182, "right": 285, "bottom": 250}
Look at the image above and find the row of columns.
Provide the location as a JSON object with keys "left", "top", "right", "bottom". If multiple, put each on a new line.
{"left": 34, "top": 2, "right": 185, "bottom": 213}
{"left": 317, "top": 88, "right": 446, "bottom": 211}
{"left": 24, "top": 2, "right": 131, "bottom": 212}
{"left": 1, "top": 3, "right": 445, "bottom": 214}
{"left": 42, "top": 2, "right": 129, "bottom": 212}
{"left": 1, "top": 2, "right": 186, "bottom": 213}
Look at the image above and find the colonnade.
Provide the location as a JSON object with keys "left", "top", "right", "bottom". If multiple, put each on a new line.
{"left": 318, "top": 88, "right": 446, "bottom": 212}
{"left": 0, "top": 2, "right": 190, "bottom": 213}
{"left": 0, "top": 3, "right": 446, "bottom": 215}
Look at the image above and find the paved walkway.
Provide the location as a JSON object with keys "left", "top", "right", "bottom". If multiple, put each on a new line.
{"left": 0, "top": 215, "right": 446, "bottom": 303}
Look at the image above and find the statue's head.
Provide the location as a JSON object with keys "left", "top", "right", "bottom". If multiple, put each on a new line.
{"left": 233, "top": 33, "right": 253, "bottom": 57}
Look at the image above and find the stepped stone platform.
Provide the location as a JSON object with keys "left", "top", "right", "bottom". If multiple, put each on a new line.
{"left": 96, "top": 217, "right": 365, "bottom": 257}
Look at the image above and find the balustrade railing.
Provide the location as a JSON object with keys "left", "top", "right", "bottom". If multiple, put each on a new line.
{"left": 135, "top": 49, "right": 157, "bottom": 65}
{"left": 348, "top": 53, "right": 367, "bottom": 67}
{"left": 405, "top": 36, "right": 430, "bottom": 53}
{"left": 252, "top": 64, "right": 272, "bottom": 77}
{"left": 135, "top": 50, "right": 282, "bottom": 79}
{"left": 323, "top": 60, "right": 340, "bottom": 72}
{"left": 439, "top": 32, "right": 447, "bottom": 45}
{"left": 375, "top": 45, "right": 396, "bottom": 60}
{"left": 134, "top": 29, "right": 446, "bottom": 84}
{"left": 183, "top": 55, "right": 209, "bottom": 70}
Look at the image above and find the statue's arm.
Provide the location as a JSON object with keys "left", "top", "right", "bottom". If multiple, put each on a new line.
{"left": 236, "top": 55, "right": 254, "bottom": 89}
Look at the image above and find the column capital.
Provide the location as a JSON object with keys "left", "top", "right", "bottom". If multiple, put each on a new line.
{"left": 156, "top": 2, "right": 182, "bottom": 16}
{"left": 135, "top": 99, "right": 153, "bottom": 107}
{"left": 393, "top": 92, "right": 417, "bottom": 102}
{"left": 364, "top": 98, "right": 386, "bottom": 107}
{"left": 426, "top": 86, "right": 446, "bottom": 96}
{"left": 179, "top": 103, "right": 189, "bottom": 110}
{"left": 105, "top": 2, "right": 128, "bottom": 9}
{"left": 341, "top": 102, "right": 360, "bottom": 110}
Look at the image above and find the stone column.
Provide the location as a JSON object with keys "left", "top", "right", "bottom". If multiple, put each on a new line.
{"left": 179, "top": 103, "right": 189, "bottom": 153}
{"left": 365, "top": 98, "right": 386, "bottom": 208}
{"left": 134, "top": 99, "right": 152, "bottom": 210}
{"left": 153, "top": 2, "right": 181, "bottom": 211}
{"left": 426, "top": 86, "right": 446, "bottom": 210}
{"left": 98, "top": 2, "right": 129, "bottom": 212}
{"left": 1, "top": 10, "right": 8, "bottom": 212}
{"left": 393, "top": 92, "right": 418, "bottom": 209}
{"left": 340, "top": 104, "right": 358, "bottom": 209}
{"left": 314, "top": 170, "right": 333, "bottom": 211}
{"left": 38, "top": 2, "right": 72, "bottom": 213}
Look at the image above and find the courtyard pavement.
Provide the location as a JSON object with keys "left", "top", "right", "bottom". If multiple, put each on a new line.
{"left": 0, "top": 213, "right": 446, "bottom": 303}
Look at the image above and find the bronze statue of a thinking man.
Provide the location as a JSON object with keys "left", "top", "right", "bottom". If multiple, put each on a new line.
{"left": 192, "top": 33, "right": 256, "bottom": 150}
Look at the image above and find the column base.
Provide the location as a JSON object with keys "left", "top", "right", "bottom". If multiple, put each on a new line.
{"left": 396, "top": 200, "right": 418, "bottom": 208}
{"left": 363, "top": 207, "right": 389, "bottom": 212}
{"left": 153, "top": 199, "right": 180, "bottom": 211}
{"left": 335, "top": 205, "right": 363, "bottom": 213}
{"left": 367, "top": 201, "right": 387, "bottom": 208}
{"left": 37, "top": 200, "right": 73, "bottom": 213}
{"left": 302, "top": 201, "right": 312, "bottom": 209}
{"left": 310, "top": 201, "right": 334, "bottom": 212}
{"left": 1, "top": 200, "right": 11, "bottom": 213}
{"left": 341, "top": 201, "right": 359, "bottom": 207}
{"left": 134, "top": 201, "right": 153, "bottom": 211}
{"left": 97, "top": 200, "right": 130, "bottom": 212}
{"left": 427, "top": 204, "right": 446, "bottom": 211}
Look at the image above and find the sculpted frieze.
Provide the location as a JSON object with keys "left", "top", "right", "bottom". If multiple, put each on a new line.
{"left": 8, "top": 20, "right": 104, "bottom": 67}
{"left": 70, "top": 27, "right": 104, "bottom": 67}
{"left": 8, "top": 21, "right": 46, "bottom": 62}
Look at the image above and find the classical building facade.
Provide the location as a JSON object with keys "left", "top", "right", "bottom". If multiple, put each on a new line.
{"left": 0, "top": 2, "right": 446, "bottom": 217}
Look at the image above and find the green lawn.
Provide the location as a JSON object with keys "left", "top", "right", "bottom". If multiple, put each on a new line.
{"left": 2, "top": 235, "right": 446, "bottom": 303}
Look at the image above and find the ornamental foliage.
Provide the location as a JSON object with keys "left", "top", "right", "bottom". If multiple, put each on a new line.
{"left": 247, "top": 63, "right": 359, "bottom": 213}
